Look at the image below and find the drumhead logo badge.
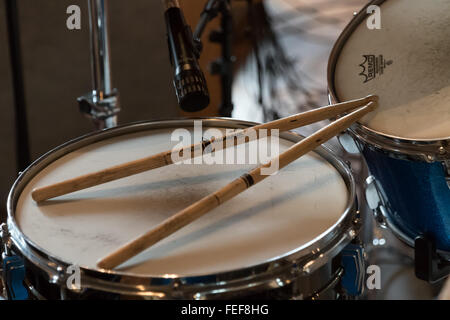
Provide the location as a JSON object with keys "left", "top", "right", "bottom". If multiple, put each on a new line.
{"left": 359, "top": 54, "right": 393, "bottom": 83}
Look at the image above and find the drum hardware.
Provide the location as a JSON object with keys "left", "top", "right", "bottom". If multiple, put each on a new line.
{"left": 0, "top": 223, "right": 28, "bottom": 300}
{"left": 364, "top": 175, "right": 389, "bottom": 228}
{"left": 1, "top": 224, "right": 12, "bottom": 257}
{"left": 78, "top": 0, "right": 120, "bottom": 130}
{"left": 299, "top": 214, "right": 362, "bottom": 277}
{"left": 24, "top": 279, "right": 47, "bottom": 300}
{"left": 308, "top": 268, "right": 344, "bottom": 300}
{"left": 340, "top": 242, "right": 365, "bottom": 296}
{"left": 77, "top": 90, "right": 120, "bottom": 129}
{"left": 414, "top": 235, "right": 450, "bottom": 284}
{"left": 337, "top": 132, "right": 361, "bottom": 155}
{"left": 346, "top": 125, "right": 450, "bottom": 164}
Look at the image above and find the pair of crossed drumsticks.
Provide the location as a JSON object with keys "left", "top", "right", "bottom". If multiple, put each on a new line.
{"left": 32, "top": 95, "right": 378, "bottom": 269}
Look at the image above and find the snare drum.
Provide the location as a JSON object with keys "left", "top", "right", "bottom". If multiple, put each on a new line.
{"left": 328, "top": 0, "right": 450, "bottom": 251}
{"left": 5, "top": 119, "right": 361, "bottom": 299}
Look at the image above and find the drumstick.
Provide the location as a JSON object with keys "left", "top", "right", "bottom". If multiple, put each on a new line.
{"left": 97, "top": 101, "right": 378, "bottom": 269}
{"left": 31, "top": 95, "right": 377, "bottom": 203}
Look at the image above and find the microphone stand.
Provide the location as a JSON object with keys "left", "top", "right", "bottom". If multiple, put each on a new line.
{"left": 193, "top": 0, "right": 234, "bottom": 117}
{"left": 78, "top": 0, "right": 120, "bottom": 130}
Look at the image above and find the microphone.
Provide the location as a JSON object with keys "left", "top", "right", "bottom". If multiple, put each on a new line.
{"left": 164, "top": 0, "right": 210, "bottom": 112}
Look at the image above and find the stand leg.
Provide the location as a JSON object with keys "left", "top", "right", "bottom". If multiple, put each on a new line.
{"left": 415, "top": 235, "right": 450, "bottom": 283}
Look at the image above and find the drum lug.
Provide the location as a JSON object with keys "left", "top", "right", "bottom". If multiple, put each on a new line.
{"left": 337, "top": 133, "right": 361, "bottom": 154}
{"left": 53, "top": 266, "right": 66, "bottom": 285}
{"left": 301, "top": 226, "right": 358, "bottom": 276}
{"left": 364, "top": 175, "right": 389, "bottom": 228}
{"left": 1, "top": 224, "right": 12, "bottom": 257}
{"left": 340, "top": 243, "right": 365, "bottom": 296}
{"left": 0, "top": 224, "right": 28, "bottom": 300}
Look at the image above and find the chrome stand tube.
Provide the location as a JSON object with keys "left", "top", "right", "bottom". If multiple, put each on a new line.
{"left": 78, "top": 0, "right": 120, "bottom": 130}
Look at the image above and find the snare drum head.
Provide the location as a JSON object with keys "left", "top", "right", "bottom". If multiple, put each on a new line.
{"left": 14, "top": 123, "right": 350, "bottom": 277}
{"left": 333, "top": 0, "right": 450, "bottom": 140}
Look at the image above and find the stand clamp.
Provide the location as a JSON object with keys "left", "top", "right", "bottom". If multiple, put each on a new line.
{"left": 77, "top": 90, "right": 120, "bottom": 130}
{"left": 415, "top": 235, "right": 450, "bottom": 283}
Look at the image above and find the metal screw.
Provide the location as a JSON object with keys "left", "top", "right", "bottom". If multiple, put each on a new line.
{"left": 348, "top": 230, "right": 356, "bottom": 238}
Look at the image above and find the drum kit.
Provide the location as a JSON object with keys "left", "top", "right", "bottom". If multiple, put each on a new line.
{"left": 1, "top": 0, "right": 449, "bottom": 300}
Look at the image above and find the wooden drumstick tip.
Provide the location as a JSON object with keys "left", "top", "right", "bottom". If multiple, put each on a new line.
{"left": 96, "top": 260, "right": 109, "bottom": 270}
{"left": 359, "top": 94, "right": 378, "bottom": 105}
{"left": 32, "top": 187, "right": 56, "bottom": 203}
{"left": 31, "top": 189, "right": 44, "bottom": 203}
{"left": 367, "top": 100, "right": 378, "bottom": 110}
{"left": 366, "top": 94, "right": 379, "bottom": 102}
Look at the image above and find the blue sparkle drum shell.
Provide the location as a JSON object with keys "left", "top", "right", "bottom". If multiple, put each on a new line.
{"left": 327, "top": 0, "right": 450, "bottom": 251}
{"left": 361, "top": 144, "right": 450, "bottom": 251}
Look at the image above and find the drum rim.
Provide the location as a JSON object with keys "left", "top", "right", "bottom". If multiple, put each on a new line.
{"left": 327, "top": 0, "right": 450, "bottom": 162}
{"left": 7, "top": 118, "right": 359, "bottom": 297}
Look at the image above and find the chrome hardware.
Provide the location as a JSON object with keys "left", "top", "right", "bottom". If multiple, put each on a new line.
{"left": 1, "top": 224, "right": 28, "bottom": 300}
{"left": 79, "top": 0, "right": 120, "bottom": 130}
{"left": 341, "top": 243, "right": 365, "bottom": 296}
{"left": 309, "top": 268, "right": 344, "bottom": 300}
{"left": 78, "top": 89, "right": 120, "bottom": 129}
{"left": 364, "top": 175, "right": 389, "bottom": 227}
{"left": 1, "top": 224, "right": 11, "bottom": 257}
{"left": 0, "top": 224, "right": 7, "bottom": 299}
{"left": 338, "top": 132, "right": 361, "bottom": 154}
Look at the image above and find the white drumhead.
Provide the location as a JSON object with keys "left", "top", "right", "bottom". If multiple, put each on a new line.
{"left": 334, "top": 0, "right": 450, "bottom": 140}
{"left": 16, "top": 126, "right": 349, "bottom": 276}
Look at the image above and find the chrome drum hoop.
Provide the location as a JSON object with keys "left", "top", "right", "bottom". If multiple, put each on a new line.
{"left": 7, "top": 118, "right": 360, "bottom": 299}
{"left": 326, "top": 0, "right": 450, "bottom": 163}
